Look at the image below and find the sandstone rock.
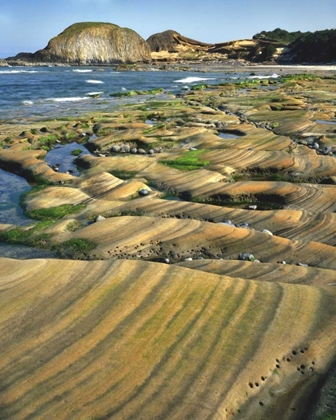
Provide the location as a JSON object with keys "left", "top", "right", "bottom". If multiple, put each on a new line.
{"left": 10, "top": 22, "right": 151, "bottom": 65}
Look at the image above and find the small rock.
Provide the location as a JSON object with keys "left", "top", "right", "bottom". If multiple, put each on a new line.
{"left": 184, "top": 257, "right": 193, "bottom": 261}
{"left": 260, "top": 229, "right": 273, "bottom": 236}
{"left": 164, "top": 258, "right": 170, "bottom": 264}
{"left": 248, "top": 205, "right": 257, "bottom": 210}
{"left": 237, "top": 222, "right": 249, "bottom": 228}
{"left": 297, "top": 262, "right": 308, "bottom": 267}
{"left": 148, "top": 149, "right": 155, "bottom": 155}
{"left": 120, "top": 144, "right": 130, "bottom": 153}
{"left": 138, "top": 148, "right": 146, "bottom": 154}
{"left": 130, "top": 148, "right": 138, "bottom": 154}
{"left": 111, "top": 145, "right": 121, "bottom": 153}
{"left": 238, "top": 253, "right": 255, "bottom": 262}
{"left": 139, "top": 188, "right": 149, "bottom": 196}
{"left": 95, "top": 215, "right": 106, "bottom": 222}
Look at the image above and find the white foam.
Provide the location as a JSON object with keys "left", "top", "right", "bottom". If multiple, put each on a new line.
{"left": 248, "top": 73, "right": 279, "bottom": 79}
{"left": 87, "top": 91, "right": 103, "bottom": 96}
{"left": 46, "top": 97, "right": 89, "bottom": 103}
{"left": 0, "top": 70, "right": 40, "bottom": 74}
{"left": 73, "top": 69, "right": 93, "bottom": 73}
{"left": 22, "top": 100, "right": 34, "bottom": 105}
{"left": 174, "top": 76, "right": 215, "bottom": 83}
{"left": 86, "top": 79, "right": 104, "bottom": 84}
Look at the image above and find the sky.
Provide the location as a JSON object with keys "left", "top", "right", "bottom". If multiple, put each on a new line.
{"left": 1, "top": 0, "right": 335, "bottom": 58}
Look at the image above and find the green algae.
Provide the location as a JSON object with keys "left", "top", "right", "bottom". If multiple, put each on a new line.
{"left": 160, "top": 149, "right": 210, "bottom": 171}
{"left": 26, "top": 204, "right": 86, "bottom": 221}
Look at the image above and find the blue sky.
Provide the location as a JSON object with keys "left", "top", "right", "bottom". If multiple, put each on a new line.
{"left": 1, "top": 0, "right": 335, "bottom": 58}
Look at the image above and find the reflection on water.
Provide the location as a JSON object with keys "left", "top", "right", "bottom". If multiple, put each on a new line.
{"left": 314, "top": 119, "right": 336, "bottom": 125}
{"left": 0, "top": 168, "right": 32, "bottom": 225}
{"left": 218, "top": 131, "right": 241, "bottom": 139}
{"left": 45, "top": 142, "right": 91, "bottom": 176}
{"left": 0, "top": 243, "right": 58, "bottom": 259}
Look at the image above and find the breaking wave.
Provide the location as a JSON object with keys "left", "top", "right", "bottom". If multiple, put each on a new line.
{"left": 174, "top": 76, "right": 215, "bottom": 83}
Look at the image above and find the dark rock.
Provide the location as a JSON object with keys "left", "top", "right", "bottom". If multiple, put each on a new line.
{"left": 139, "top": 188, "right": 149, "bottom": 196}
{"left": 238, "top": 253, "right": 255, "bottom": 262}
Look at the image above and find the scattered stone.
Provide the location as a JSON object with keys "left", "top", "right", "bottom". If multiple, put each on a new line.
{"left": 139, "top": 188, "right": 149, "bottom": 196}
{"left": 237, "top": 222, "right": 249, "bottom": 228}
{"left": 138, "top": 148, "right": 146, "bottom": 154}
{"left": 184, "top": 257, "right": 193, "bottom": 261}
{"left": 260, "top": 229, "right": 273, "bottom": 236}
{"left": 238, "top": 253, "right": 255, "bottom": 262}
{"left": 164, "top": 258, "right": 170, "bottom": 264}
{"left": 148, "top": 149, "right": 155, "bottom": 155}
{"left": 130, "top": 148, "right": 138, "bottom": 154}
{"left": 248, "top": 205, "right": 257, "bottom": 210}
{"left": 95, "top": 215, "right": 106, "bottom": 222}
{"left": 111, "top": 145, "right": 121, "bottom": 153}
{"left": 121, "top": 144, "right": 131, "bottom": 153}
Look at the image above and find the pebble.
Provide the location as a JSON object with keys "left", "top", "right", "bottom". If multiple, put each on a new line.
{"left": 164, "top": 258, "right": 170, "bottom": 264}
{"left": 260, "top": 229, "right": 273, "bottom": 236}
{"left": 95, "top": 215, "right": 106, "bottom": 222}
{"left": 184, "top": 257, "right": 193, "bottom": 261}
{"left": 139, "top": 188, "right": 149, "bottom": 196}
{"left": 238, "top": 253, "right": 255, "bottom": 262}
{"left": 111, "top": 145, "right": 121, "bottom": 153}
{"left": 297, "top": 262, "right": 308, "bottom": 267}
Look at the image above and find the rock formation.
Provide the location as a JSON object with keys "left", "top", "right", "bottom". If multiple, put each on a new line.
{"left": 8, "top": 22, "right": 152, "bottom": 65}
{"left": 147, "top": 29, "right": 281, "bottom": 62}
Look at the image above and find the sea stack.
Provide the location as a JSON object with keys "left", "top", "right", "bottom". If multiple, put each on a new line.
{"left": 10, "top": 22, "right": 152, "bottom": 65}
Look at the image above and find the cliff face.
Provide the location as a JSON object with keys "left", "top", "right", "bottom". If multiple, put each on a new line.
{"left": 11, "top": 22, "right": 152, "bottom": 64}
{"left": 147, "top": 30, "right": 280, "bottom": 63}
{"left": 147, "top": 30, "right": 211, "bottom": 53}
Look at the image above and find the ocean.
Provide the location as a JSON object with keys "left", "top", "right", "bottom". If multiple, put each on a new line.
{"left": 0, "top": 66, "right": 279, "bottom": 122}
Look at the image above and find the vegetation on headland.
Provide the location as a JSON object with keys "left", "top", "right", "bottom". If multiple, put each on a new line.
{"left": 288, "top": 29, "right": 336, "bottom": 63}
{"left": 253, "top": 28, "right": 308, "bottom": 45}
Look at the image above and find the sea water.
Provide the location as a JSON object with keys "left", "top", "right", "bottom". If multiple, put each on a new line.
{"left": 0, "top": 66, "right": 280, "bottom": 121}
